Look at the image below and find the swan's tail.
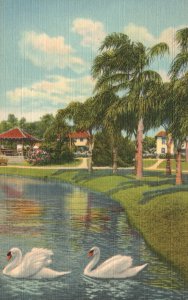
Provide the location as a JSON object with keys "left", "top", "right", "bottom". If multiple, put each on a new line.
{"left": 59, "top": 271, "right": 71, "bottom": 276}
{"left": 48, "top": 270, "right": 71, "bottom": 278}
{"left": 121, "top": 263, "right": 148, "bottom": 278}
{"left": 33, "top": 268, "right": 71, "bottom": 279}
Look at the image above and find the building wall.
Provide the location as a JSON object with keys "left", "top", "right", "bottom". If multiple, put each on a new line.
{"left": 156, "top": 137, "right": 174, "bottom": 155}
{"left": 73, "top": 138, "right": 88, "bottom": 147}
{"left": 156, "top": 137, "right": 186, "bottom": 155}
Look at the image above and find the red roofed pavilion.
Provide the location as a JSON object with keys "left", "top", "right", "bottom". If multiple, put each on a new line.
{"left": 0, "top": 127, "right": 40, "bottom": 156}
{"left": 0, "top": 127, "right": 40, "bottom": 141}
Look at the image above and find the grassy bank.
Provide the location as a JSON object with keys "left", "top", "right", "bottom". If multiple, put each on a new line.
{"left": 0, "top": 167, "right": 188, "bottom": 281}
{"left": 157, "top": 160, "right": 188, "bottom": 171}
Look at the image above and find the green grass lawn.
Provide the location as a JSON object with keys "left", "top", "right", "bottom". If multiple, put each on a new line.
{"left": 158, "top": 160, "right": 188, "bottom": 171}
{"left": 0, "top": 167, "right": 55, "bottom": 177}
{"left": 8, "top": 161, "right": 30, "bottom": 166}
{"left": 0, "top": 166, "right": 188, "bottom": 281}
{"left": 143, "top": 159, "right": 158, "bottom": 168}
{"left": 7, "top": 158, "right": 82, "bottom": 168}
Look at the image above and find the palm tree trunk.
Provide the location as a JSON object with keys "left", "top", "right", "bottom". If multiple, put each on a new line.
{"left": 176, "top": 147, "right": 183, "bottom": 185}
{"left": 166, "top": 135, "right": 172, "bottom": 176}
{"left": 134, "top": 140, "right": 138, "bottom": 175}
{"left": 186, "top": 140, "right": 188, "bottom": 162}
{"left": 112, "top": 146, "right": 118, "bottom": 174}
{"left": 136, "top": 118, "right": 144, "bottom": 178}
{"left": 87, "top": 133, "right": 94, "bottom": 173}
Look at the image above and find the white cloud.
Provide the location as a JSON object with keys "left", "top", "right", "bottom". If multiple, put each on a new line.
{"left": 72, "top": 18, "right": 106, "bottom": 49}
{"left": 124, "top": 23, "right": 156, "bottom": 45}
{"left": 6, "top": 75, "right": 95, "bottom": 105}
{"left": 124, "top": 23, "right": 186, "bottom": 56}
{"left": 19, "top": 31, "right": 86, "bottom": 72}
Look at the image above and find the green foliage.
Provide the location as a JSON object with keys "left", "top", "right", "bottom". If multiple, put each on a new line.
{"left": 143, "top": 136, "right": 156, "bottom": 153}
{"left": 42, "top": 141, "right": 74, "bottom": 164}
{"left": 170, "top": 27, "right": 188, "bottom": 78}
{"left": 0, "top": 114, "right": 18, "bottom": 132}
{"left": 92, "top": 132, "right": 112, "bottom": 166}
{"left": 92, "top": 131, "right": 135, "bottom": 167}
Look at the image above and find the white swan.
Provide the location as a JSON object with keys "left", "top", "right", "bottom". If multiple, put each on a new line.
{"left": 3, "top": 247, "right": 71, "bottom": 279}
{"left": 84, "top": 246, "right": 147, "bottom": 279}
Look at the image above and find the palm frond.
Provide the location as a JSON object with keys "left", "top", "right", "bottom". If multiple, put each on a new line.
{"left": 148, "top": 42, "right": 169, "bottom": 63}
{"left": 94, "top": 72, "right": 129, "bottom": 93}
{"left": 176, "top": 27, "right": 188, "bottom": 52}
{"left": 99, "top": 33, "right": 130, "bottom": 51}
{"left": 169, "top": 52, "right": 188, "bottom": 78}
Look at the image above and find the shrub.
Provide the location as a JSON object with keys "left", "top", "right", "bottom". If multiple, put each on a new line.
{"left": 27, "top": 149, "right": 51, "bottom": 165}
{"left": 41, "top": 142, "right": 74, "bottom": 164}
{"left": 159, "top": 153, "right": 175, "bottom": 159}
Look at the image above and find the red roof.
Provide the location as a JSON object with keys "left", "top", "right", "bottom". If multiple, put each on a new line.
{"left": 0, "top": 127, "right": 40, "bottom": 141}
{"left": 155, "top": 131, "right": 167, "bottom": 137}
{"left": 68, "top": 131, "right": 90, "bottom": 139}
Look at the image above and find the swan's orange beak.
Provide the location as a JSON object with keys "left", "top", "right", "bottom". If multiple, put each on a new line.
{"left": 88, "top": 250, "right": 94, "bottom": 257}
{"left": 7, "top": 251, "right": 12, "bottom": 261}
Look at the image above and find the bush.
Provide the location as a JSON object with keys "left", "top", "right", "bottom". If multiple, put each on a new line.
{"left": 60, "top": 144, "right": 74, "bottom": 163}
{"left": 41, "top": 142, "right": 74, "bottom": 164}
{"left": 27, "top": 149, "right": 51, "bottom": 165}
{"left": 159, "top": 153, "right": 175, "bottom": 159}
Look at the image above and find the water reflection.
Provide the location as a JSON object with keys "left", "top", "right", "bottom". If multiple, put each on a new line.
{"left": 0, "top": 176, "right": 187, "bottom": 300}
{"left": 64, "top": 190, "right": 111, "bottom": 233}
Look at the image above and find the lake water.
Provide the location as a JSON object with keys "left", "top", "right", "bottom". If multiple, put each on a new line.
{"left": 0, "top": 175, "right": 187, "bottom": 300}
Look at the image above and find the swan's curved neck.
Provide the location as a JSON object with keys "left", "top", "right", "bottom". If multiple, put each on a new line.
{"left": 84, "top": 251, "right": 100, "bottom": 275}
{"left": 4, "top": 249, "right": 22, "bottom": 274}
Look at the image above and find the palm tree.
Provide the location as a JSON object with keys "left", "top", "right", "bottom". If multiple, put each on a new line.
{"left": 169, "top": 74, "right": 188, "bottom": 184}
{"left": 169, "top": 27, "right": 188, "bottom": 182}
{"left": 158, "top": 82, "right": 174, "bottom": 176}
{"left": 170, "top": 27, "right": 188, "bottom": 79}
{"left": 92, "top": 33, "right": 169, "bottom": 178}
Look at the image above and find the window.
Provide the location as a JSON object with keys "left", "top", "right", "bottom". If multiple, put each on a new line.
{"left": 80, "top": 138, "right": 84, "bottom": 142}
{"left": 161, "top": 148, "right": 166, "bottom": 154}
{"left": 162, "top": 137, "right": 166, "bottom": 145}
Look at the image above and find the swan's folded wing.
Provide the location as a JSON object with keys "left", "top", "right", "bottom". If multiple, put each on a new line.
{"left": 97, "top": 255, "right": 133, "bottom": 276}
{"left": 20, "top": 248, "right": 54, "bottom": 278}
{"left": 97, "top": 255, "right": 123, "bottom": 269}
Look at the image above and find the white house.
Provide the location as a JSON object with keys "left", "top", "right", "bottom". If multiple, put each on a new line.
{"left": 68, "top": 131, "right": 90, "bottom": 151}
{"left": 155, "top": 131, "right": 186, "bottom": 156}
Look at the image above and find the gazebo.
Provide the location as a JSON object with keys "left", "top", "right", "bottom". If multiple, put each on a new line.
{"left": 0, "top": 127, "right": 40, "bottom": 156}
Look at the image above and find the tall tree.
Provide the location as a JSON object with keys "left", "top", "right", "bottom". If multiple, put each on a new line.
{"left": 169, "top": 27, "right": 188, "bottom": 183}
{"left": 159, "top": 82, "right": 174, "bottom": 176}
{"left": 92, "top": 33, "right": 169, "bottom": 178}
{"left": 93, "top": 91, "right": 125, "bottom": 173}
{"left": 57, "top": 98, "right": 98, "bottom": 172}
{"left": 170, "top": 27, "right": 188, "bottom": 79}
{"left": 7, "top": 114, "right": 18, "bottom": 128}
{"left": 170, "top": 74, "right": 188, "bottom": 184}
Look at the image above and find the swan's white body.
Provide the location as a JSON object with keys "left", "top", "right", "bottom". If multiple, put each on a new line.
{"left": 84, "top": 247, "right": 147, "bottom": 279}
{"left": 3, "top": 247, "right": 71, "bottom": 279}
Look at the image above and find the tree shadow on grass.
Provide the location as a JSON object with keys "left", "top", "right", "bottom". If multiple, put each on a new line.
{"left": 140, "top": 185, "right": 188, "bottom": 204}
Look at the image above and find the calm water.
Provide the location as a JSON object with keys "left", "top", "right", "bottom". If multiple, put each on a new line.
{"left": 0, "top": 175, "right": 187, "bottom": 300}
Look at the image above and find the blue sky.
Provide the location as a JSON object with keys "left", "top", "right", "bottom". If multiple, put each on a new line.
{"left": 1, "top": 0, "right": 188, "bottom": 128}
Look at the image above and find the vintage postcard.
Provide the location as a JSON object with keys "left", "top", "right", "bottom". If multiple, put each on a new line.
{"left": 0, "top": 0, "right": 188, "bottom": 299}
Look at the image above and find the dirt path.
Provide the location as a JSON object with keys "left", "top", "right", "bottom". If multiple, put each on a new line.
{"left": 146, "top": 159, "right": 165, "bottom": 170}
